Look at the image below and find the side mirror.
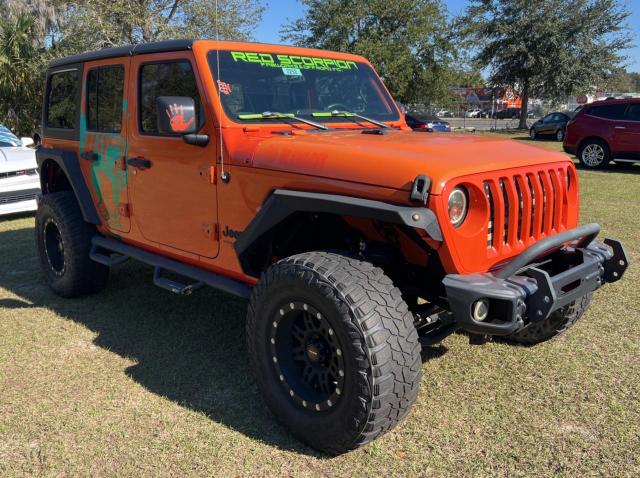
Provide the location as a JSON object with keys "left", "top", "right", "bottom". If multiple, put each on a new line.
{"left": 156, "top": 96, "right": 197, "bottom": 134}
{"left": 20, "top": 137, "right": 34, "bottom": 147}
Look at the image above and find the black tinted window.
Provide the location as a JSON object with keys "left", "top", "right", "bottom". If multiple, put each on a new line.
{"left": 626, "top": 103, "right": 640, "bottom": 121}
{"left": 587, "top": 104, "right": 627, "bottom": 120}
{"left": 139, "top": 61, "right": 203, "bottom": 134}
{"left": 87, "top": 66, "right": 124, "bottom": 132}
{"left": 46, "top": 70, "right": 79, "bottom": 129}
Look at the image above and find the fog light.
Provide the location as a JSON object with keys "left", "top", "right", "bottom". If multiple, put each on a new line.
{"left": 472, "top": 299, "right": 489, "bottom": 321}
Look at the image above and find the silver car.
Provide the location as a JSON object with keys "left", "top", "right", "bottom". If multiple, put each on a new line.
{"left": 0, "top": 125, "right": 40, "bottom": 216}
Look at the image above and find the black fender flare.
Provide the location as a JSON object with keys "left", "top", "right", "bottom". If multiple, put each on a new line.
{"left": 234, "top": 189, "right": 443, "bottom": 272}
{"left": 36, "top": 147, "right": 101, "bottom": 225}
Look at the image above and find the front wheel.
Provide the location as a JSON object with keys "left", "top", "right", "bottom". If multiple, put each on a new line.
{"left": 578, "top": 139, "right": 610, "bottom": 169}
{"left": 246, "top": 251, "right": 422, "bottom": 454}
{"left": 529, "top": 128, "right": 537, "bottom": 140}
{"left": 505, "top": 294, "right": 592, "bottom": 345}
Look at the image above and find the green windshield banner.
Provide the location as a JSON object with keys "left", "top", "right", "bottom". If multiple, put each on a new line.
{"left": 230, "top": 51, "right": 359, "bottom": 72}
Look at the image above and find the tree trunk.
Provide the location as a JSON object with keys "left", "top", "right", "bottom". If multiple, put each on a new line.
{"left": 518, "top": 83, "right": 529, "bottom": 130}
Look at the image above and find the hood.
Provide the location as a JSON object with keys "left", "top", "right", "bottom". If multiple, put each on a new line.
{"left": 245, "top": 129, "right": 571, "bottom": 195}
{"left": 0, "top": 147, "right": 38, "bottom": 174}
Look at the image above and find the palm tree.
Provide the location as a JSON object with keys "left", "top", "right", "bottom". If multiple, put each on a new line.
{"left": 0, "top": 14, "right": 46, "bottom": 136}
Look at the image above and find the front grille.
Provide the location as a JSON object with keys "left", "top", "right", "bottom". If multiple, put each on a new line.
{"left": 0, "top": 168, "right": 37, "bottom": 179}
{"left": 482, "top": 167, "right": 570, "bottom": 253}
{"left": 0, "top": 188, "right": 40, "bottom": 205}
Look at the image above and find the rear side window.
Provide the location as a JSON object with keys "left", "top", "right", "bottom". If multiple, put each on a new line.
{"left": 626, "top": 103, "right": 640, "bottom": 121}
{"left": 46, "top": 70, "right": 79, "bottom": 129}
{"left": 139, "top": 61, "right": 204, "bottom": 134}
{"left": 87, "top": 66, "right": 124, "bottom": 132}
{"left": 587, "top": 104, "right": 627, "bottom": 120}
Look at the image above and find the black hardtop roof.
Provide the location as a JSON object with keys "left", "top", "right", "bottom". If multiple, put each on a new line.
{"left": 48, "top": 39, "right": 194, "bottom": 69}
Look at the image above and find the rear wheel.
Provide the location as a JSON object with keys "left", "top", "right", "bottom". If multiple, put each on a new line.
{"left": 505, "top": 294, "right": 592, "bottom": 345}
{"left": 247, "top": 251, "right": 422, "bottom": 454}
{"left": 556, "top": 129, "right": 564, "bottom": 141}
{"left": 35, "top": 191, "right": 109, "bottom": 297}
{"left": 578, "top": 139, "right": 610, "bottom": 169}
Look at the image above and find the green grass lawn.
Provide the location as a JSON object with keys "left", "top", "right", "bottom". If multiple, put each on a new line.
{"left": 1, "top": 136, "right": 638, "bottom": 477}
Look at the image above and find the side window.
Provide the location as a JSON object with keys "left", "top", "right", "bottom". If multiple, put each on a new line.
{"left": 139, "top": 61, "right": 204, "bottom": 134}
{"left": 87, "top": 65, "right": 124, "bottom": 132}
{"left": 587, "top": 104, "right": 627, "bottom": 120}
{"left": 46, "top": 70, "right": 79, "bottom": 129}
{"left": 626, "top": 104, "right": 640, "bottom": 121}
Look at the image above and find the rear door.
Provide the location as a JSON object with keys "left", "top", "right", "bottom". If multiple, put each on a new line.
{"left": 126, "top": 52, "right": 219, "bottom": 258}
{"left": 617, "top": 102, "right": 640, "bottom": 156}
{"left": 584, "top": 103, "right": 628, "bottom": 154}
{"left": 80, "top": 58, "right": 131, "bottom": 233}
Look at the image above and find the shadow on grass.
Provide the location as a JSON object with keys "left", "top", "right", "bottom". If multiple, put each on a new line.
{"left": 0, "top": 226, "right": 446, "bottom": 456}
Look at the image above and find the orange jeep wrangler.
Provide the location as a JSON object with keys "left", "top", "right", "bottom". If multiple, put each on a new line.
{"left": 36, "top": 40, "right": 628, "bottom": 454}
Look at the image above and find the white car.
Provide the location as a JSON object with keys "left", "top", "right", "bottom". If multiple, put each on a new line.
{"left": 0, "top": 125, "right": 40, "bottom": 216}
{"left": 465, "top": 108, "right": 481, "bottom": 118}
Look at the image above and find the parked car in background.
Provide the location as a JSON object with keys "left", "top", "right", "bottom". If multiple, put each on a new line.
{"left": 0, "top": 125, "right": 39, "bottom": 215}
{"left": 494, "top": 108, "right": 520, "bottom": 119}
{"left": 564, "top": 98, "right": 640, "bottom": 169}
{"left": 435, "top": 109, "right": 454, "bottom": 117}
{"left": 529, "top": 111, "right": 574, "bottom": 141}
{"left": 405, "top": 113, "right": 452, "bottom": 132}
{"left": 464, "top": 108, "right": 481, "bottom": 118}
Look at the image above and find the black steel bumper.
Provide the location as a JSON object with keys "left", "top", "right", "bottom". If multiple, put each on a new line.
{"left": 442, "top": 224, "right": 629, "bottom": 335}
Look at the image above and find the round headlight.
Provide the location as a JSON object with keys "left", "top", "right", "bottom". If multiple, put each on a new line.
{"left": 448, "top": 187, "right": 468, "bottom": 227}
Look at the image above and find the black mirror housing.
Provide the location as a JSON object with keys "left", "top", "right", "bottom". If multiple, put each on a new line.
{"left": 156, "top": 96, "right": 197, "bottom": 134}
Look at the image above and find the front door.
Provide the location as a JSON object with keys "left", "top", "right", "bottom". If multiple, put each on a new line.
{"left": 126, "top": 52, "right": 219, "bottom": 258}
{"left": 80, "top": 58, "right": 131, "bottom": 233}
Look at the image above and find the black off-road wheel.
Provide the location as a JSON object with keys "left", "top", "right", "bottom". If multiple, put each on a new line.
{"left": 246, "top": 251, "right": 422, "bottom": 454}
{"left": 505, "top": 294, "right": 592, "bottom": 345}
{"left": 35, "top": 191, "right": 109, "bottom": 297}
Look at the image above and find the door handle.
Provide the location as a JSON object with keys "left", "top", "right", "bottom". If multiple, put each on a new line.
{"left": 127, "top": 157, "right": 152, "bottom": 169}
{"left": 615, "top": 126, "right": 626, "bottom": 130}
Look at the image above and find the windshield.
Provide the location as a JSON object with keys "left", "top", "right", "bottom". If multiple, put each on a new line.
{"left": 0, "top": 126, "right": 21, "bottom": 147}
{"left": 207, "top": 50, "right": 400, "bottom": 125}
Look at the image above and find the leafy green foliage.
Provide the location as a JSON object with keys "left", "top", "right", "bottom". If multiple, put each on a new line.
{"left": 0, "top": 15, "right": 47, "bottom": 136}
{"left": 282, "top": 0, "right": 458, "bottom": 106}
{"left": 0, "top": 1, "right": 265, "bottom": 136}
{"left": 459, "top": 0, "right": 632, "bottom": 128}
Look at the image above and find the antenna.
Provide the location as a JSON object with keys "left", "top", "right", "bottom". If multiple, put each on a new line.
{"left": 215, "top": 0, "right": 230, "bottom": 182}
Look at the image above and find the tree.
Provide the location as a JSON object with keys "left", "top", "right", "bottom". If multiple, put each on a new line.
{"left": 0, "top": 14, "right": 47, "bottom": 135}
{"left": 458, "top": 0, "right": 632, "bottom": 129}
{"left": 0, "top": 0, "right": 265, "bottom": 135}
{"left": 282, "top": 0, "right": 457, "bottom": 106}
{"left": 52, "top": 0, "right": 266, "bottom": 53}
{"left": 601, "top": 68, "right": 640, "bottom": 93}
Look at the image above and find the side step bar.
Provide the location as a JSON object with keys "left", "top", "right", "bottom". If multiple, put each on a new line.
{"left": 90, "top": 236, "right": 252, "bottom": 299}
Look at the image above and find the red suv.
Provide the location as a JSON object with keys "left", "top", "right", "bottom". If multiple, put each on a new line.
{"left": 564, "top": 98, "right": 640, "bottom": 169}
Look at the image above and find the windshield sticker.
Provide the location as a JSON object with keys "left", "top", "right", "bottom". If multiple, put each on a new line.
{"left": 230, "top": 51, "right": 359, "bottom": 72}
{"left": 217, "top": 80, "right": 233, "bottom": 95}
{"left": 282, "top": 67, "right": 302, "bottom": 76}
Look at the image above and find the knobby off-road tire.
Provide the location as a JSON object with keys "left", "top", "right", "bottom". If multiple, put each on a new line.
{"left": 35, "top": 191, "right": 109, "bottom": 297}
{"left": 246, "top": 251, "right": 422, "bottom": 454}
{"left": 505, "top": 293, "right": 592, "bottom": 345}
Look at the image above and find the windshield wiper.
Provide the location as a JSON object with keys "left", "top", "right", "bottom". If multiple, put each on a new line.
{"left": 312, "top": 110, "right": 389, "bottom": 129}
{"left": 237, "top": 111, "right": 329, "bottom": 130}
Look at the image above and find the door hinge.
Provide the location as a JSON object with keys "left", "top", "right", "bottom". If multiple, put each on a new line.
{"left": 115, "top": 156, "right": 126, "bottom": 171}
{"left": 202, "top": 223, "right": 219, "bottom": 241}
{"left": 118, "top": 203, "right": 131, "bottom": 218}
{"left": 199, "top": 165, "right": 217, "bottom": 185}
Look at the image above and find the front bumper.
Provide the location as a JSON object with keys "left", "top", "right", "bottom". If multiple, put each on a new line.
{"left": 442, "top": 224, "right": 629, "bottom": 335}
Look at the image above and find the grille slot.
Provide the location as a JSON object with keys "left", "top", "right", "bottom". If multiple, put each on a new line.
{"left": 0, "top": 188, "right": 40, "bottom": 205}
{"left": 483, "top": 168, "right": 570, "bottom": 252}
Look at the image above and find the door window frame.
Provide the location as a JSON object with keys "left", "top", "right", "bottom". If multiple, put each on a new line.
{"left": 85, "top": 64, "right": 126, "bottom": 134}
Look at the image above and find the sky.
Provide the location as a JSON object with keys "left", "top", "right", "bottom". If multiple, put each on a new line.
{"left": 254, "top": 0, "right": 640, "bottom": 73}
